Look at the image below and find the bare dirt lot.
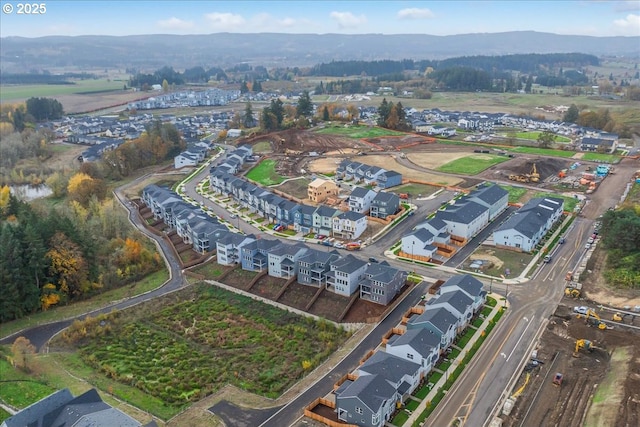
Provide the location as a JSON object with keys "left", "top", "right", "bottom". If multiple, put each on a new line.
{"left": 479, "top": 155, "right": 570, "bottom": 184}
{"left": 502, "top": 304, "right": 640, "bottom": 427}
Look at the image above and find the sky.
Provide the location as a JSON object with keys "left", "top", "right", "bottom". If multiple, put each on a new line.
{"left": 1, "top": 0, "right": 639, "bottom": 38}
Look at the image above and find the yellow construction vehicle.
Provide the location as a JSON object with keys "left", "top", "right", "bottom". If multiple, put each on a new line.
{"left": 511, "top": 372, "right": 531, "bottom": 399}
{"left": 573, "top": 339, "right": 594, "bottom": 357}
{"left": 530, "top": 163, "right": 540, "bottom": 182}
{"left": 612, "top": 313, "right": 623, "bottom": 322}
{"left": 565, "top": 287, "right": 580, "bottom": 298}
{"left": 508, "top": 174, "right": 530, "bottom": 183}
{"left": 577, "top": 309, "right": 607, "bottom": 330}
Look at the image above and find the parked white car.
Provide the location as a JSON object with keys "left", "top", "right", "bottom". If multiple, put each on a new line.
{"left": 574, "top": 306, "right": 588, "bottom": 315}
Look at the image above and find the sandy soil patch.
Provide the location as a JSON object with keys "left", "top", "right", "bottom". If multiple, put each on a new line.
{"left": 307, "top": 158, "right": 343, "bottom": 174}
{"left": 357, "top": 154, "right": 463, "bottom": 186}
{"left": 406, "top": 152, "right": 471, "bottom": 169}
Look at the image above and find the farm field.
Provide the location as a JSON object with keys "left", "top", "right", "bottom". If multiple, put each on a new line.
{"left": 50, "top": 284, "right": 350, "bottom": 420}
{"left": 0, "top": 79, "right": 127, "bottom": 101}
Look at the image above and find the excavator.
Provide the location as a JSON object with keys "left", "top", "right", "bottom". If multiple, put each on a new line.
{"left": 573, "top": 339, "right": 595, "bottom": 357}
{"left": 577, "top": 309, "right": 607, "bottom": 330}
{"left": 529, "top": 163, "right": 540, "bottom": 183}
{"left": 565, "top": 287, "right": 580, "bottom": 298}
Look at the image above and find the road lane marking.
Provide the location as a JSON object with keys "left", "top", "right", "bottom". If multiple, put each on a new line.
{"left": 507, "top": 315, "right": 535, "bottom": 362}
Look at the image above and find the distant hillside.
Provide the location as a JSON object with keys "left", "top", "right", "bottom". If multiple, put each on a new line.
{"left": 1, "top": 31, "right": 638, "bottom": 71}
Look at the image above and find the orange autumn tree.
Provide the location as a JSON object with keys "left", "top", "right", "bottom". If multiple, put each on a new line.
{"left": 46, "top": 232, "right": 91, "bottom": 298}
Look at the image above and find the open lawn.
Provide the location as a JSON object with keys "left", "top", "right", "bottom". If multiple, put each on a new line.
{"left": 511, "top": 131, "right": 571, "bottom": 143}
{"left": 498, "top": 185, "right": 528, "bottom": 203}
{"left": 0, "top": 357, "right": 56, "bottom": 413}
{"left": 436, "top": 155, "right": 508, "bottom": 175}
{"left": 246, "top": 159, "right": 285, "bottom": 185}
{"left": 53, "top": 284, "right": 349, "bottom": 420}
{"left": 251, "top": 141, "right": 273, "bottom": 153}
{"left": 1, "top": 79, "right": 127, "bottom": 101}
{"left": 315, "top": 124, "right": 404, "bottom": 139}
{"left": 510, "top": 146, "right": 577, "bottom": 158}
{"left": 580, "top": 152, "right": 620, "bottom": 163}
{"left": 392, "top": 183, "right": 440, "bottom": 197}
{"left": 464, "top": 246, "right": 535, "bottom": 278}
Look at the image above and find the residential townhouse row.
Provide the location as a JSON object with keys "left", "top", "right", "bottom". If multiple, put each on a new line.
{"left": 127, "top": 88, "right": 241, "bottom": 110}
{"left": 210, "top": 149, "right": 401, "bottom": 240}
{"left": 405, "top": 107, "right": 619, "bottom": 153}
{"left": 335, "top": 160, "right": 403, "bottom": 189}
{"left": 493, "top": 196, "right": 565, "bottom": 252}
{"left": 141, "top": 184, "right": 408, "bottom": 305}
{"left": 332, "top": 274, "right": 487, "bottom": 427}
{"left": 401, "top": 183, "right": 509, "bottom": 261}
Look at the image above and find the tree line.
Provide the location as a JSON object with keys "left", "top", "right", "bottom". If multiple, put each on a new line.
{"left": 0, "top": 190, "right": 162, "bottom": 322}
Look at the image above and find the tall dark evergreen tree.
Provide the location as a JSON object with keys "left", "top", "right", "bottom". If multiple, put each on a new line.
{"left": 296, "top": 91, "right": 313, "bottom": 117}
{"left": 563, "top": 104, "right": 579, "bottom": 123}
{"left": 243, "top": 102, "right": 254, "bottom": 128}
{"left": 269, "top": 98, "right": 285, "bottom": 127}
{"left": 377, "top": 98, "right": 391, "bottom": 127}
{"left": 322, "top": 106, "right": 330, "bottom": 121}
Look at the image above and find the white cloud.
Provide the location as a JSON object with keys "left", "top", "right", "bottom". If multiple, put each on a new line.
{"left": 397, "top": 8, "right": 435, "bottom": 20}
{"left": 204, "top": 12, "right": 246, "bottom": 31}
{"left": 330, "top": 11, "right": 367, "bottom": 29}
{"left": 157, "top": 17, "right": 194, "bottom": 31}
{"left": 613, "top": 13, "right": 640, "bottom": 35}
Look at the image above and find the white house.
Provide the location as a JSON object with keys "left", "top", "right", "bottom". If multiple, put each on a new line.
{"left": 332, "top": 210, "right": 367, "bottom": 240}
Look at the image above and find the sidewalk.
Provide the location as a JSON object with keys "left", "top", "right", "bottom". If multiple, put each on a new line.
{"left": 403, "top": 295, "right": 506, "bottom": 426}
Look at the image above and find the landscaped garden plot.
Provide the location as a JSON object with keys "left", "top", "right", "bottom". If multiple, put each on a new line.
{"left": 62, "top": 285, "right": 349, "bottom": 418}
{"left": 436, "top": 154, "right": 509, "bottom": 175}
{"left": 246, "top": 159, "right": 286, "bottom": 185}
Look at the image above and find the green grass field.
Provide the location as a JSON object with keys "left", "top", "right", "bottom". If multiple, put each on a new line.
{"left": 251, "top": 141, "right": 273, "bottom": 153}
{"left": 315, "top": 124, "right": 405, "bottom": 139}
{"left": 580, "top": 152, "right": 620, "bottom": 163}
{"left": 510, "top": 146, "right": 577, "bottom": 158}
{"left": 436, "top": 155, "right": 508, "bottom": 175}
{"left": 1, "top": 79, "right": 127, "bottom": 101}
{"left": 246, "top": 159, "right": 285, "bottom": 185}
{"left": 0, "top": 357, "right": 56, "bottom": 414}
{"left": 512, "top": 131, "right": 571, "bottom": 143}
{"left": 498, "top": 185, "right": 528, "bottom": 203}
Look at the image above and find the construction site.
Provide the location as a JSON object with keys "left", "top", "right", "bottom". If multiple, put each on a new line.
{"left": 497, "top": 302, "right": 640, "bottom": 427}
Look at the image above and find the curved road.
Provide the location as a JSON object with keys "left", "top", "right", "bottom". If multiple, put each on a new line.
{"left": 0, "top": 182, "right": 187, "bottom": 351}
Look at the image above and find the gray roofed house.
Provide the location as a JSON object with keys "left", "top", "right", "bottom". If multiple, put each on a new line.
{"left": 369, "top": 192, "right": 400, "bottom": 219}
{"left": 294, "top": 204, "right": 317, "bottom": 233}
{"left": 493, "top": 197, "right": 564, "bottom": 252}
{"left": 425, "top": 290, "right": 474, "bottom": 331}
{"left": 438, "top": 274, "right": 486, "bottom": 313}
{"left": 216, "top": 232, "right": 255, "bottom": 265}
{"left": 297, "top": 248, "right": 341, "bottom": 287}
{"left": 386, "top": 327, "right": 441, "bottom": 375}
{"left": 312, "top": 205, "right": 340, "bottom": 235}
{"left": 190, "top": 221, "right": 229, "bottom": 254}
{"left": 467, "top": 183, "right": 509, "bottom": 220}
{"left": 349, "top": 186, "right": 376, "bottom": 214}
{"left": 333, "top": 210, "right": 368, "bottom": 240}
{"left": 376, "top": 170, "right": 402, "bottom": 189}
{"left": 360, "top": 262, "right": 407, "bottom": 305}
{"left": 407, "top": 306, "right": 457, "bottom": 349}
{"left": 401, "top": 228, "right": 437, "bottom": 260}
{"left": 335, "top": 374, "right": 397, "bottom": 427}
{"left": 437, "top": 200, "right": 490, "bottom": 240}
{"left": 1, "top": 388, "right": 155, "bottom": 427}
{"left": 241, "top": 238, "right": 282, "bottom": 272}
{"left": 326, "top": 254, "right": 368, "bottom": 296}
{"left": 267, "top": 242, "right": 308, "bottom": 278}
{"left": 357, "top": 351, "right": 421, "bottom": 394}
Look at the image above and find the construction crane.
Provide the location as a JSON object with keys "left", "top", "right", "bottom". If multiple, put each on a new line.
{"left": 577, "top": 309, "right": 607, "bottom": 330}
{"left": 573, "top": 339, "right": 595, "bottom": 357}
{"left": 530, "top": 163, "right": 540, "bottom": 182}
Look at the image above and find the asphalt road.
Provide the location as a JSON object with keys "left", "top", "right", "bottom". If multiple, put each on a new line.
{"left": 0, "top": 181, "right": 187, "bottom": 351}
{"left": 3, "top": 142, "right": 636, "bottom": 427}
